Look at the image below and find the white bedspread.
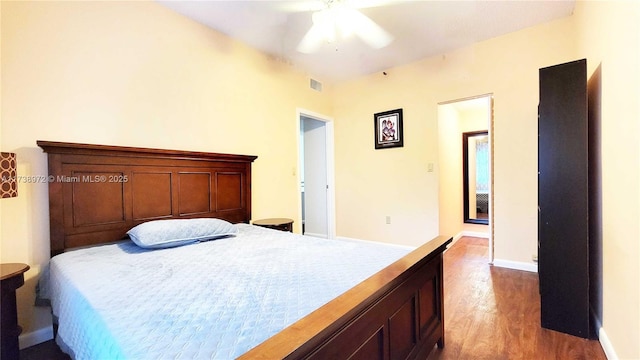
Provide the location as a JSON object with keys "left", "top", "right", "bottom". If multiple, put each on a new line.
{"left": 43, "top": 224, "right": 411, "bottom": 359}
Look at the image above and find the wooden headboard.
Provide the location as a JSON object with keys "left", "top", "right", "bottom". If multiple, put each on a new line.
{"left": 38, "top": 141, "right": 257, "bottom": 256}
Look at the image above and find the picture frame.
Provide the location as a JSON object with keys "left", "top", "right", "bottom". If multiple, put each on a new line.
{"left": 374, "top": 108, "right": 403, "bottom": 149}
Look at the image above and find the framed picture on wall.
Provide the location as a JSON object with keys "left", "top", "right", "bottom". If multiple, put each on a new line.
{"left": 374, "top": 108, "right": 403, "bottom": 149}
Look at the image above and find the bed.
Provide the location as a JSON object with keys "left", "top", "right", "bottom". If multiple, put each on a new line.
{"left": 37, "top": 140, "right": 451, "bottom": 360}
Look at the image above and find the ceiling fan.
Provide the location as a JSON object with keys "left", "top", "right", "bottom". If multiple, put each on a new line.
{"left": 291, "top": 0, "right": 395, "bottom": 53}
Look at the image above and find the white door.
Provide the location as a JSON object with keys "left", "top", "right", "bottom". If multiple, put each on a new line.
{"left": 302, "top": 117, "right": 328, "bottom": 238}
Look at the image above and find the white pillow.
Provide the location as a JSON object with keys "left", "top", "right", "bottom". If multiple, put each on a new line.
{"left": 127, "top": 218, "right": 238, "bottom": 249}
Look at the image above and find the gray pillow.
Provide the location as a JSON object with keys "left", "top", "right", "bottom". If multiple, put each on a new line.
{"left": 127, "top": 218, "right": 238, "bottom": 249}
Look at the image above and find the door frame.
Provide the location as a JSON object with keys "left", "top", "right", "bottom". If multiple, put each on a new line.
{"left": 437, "top": 94, "right": 494, "bottom": 263}
{"left": 296, "top": 108, "right": 336, "bottom": 239}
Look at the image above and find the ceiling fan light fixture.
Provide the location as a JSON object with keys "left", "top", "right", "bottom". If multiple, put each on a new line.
{"left": 297, "top": 0, "right": 394, "bottom": 53}
{"left": 334, "top": 7, "right": 356, "bottom": 38}
{"left": 312, "top": 9, "right": 337, "bottom": 43}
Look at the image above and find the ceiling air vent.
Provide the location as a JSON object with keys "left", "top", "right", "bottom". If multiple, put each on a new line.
{"left": 310, "top": 78, "right": 322, "bottom": 92}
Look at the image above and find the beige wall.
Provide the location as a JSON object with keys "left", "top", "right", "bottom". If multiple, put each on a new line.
{"left": 573, "top": 1, "right": 640, "bottom": 358}
{"left": 331, "top": 73, "right": 441, "bottom": 247}
{"left": 1, "top": 1, "right": 331, "bottom": 336}
{"left": 437, "top": 104, "right": 462, "bottom": 240}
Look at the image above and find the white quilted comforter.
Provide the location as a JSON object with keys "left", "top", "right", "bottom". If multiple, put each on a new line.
{"left": 43, "top": 224, "right": 411, "bottom": 359}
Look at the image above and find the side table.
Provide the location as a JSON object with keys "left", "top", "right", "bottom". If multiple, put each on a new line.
{"left": 1, "top": 263, "right": 30, "bottom": 360}
{"left": 252, "top": 218, "right": 294, "bottom": 232}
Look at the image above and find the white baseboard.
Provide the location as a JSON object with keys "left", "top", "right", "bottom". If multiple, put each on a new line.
{"left": 598, "top": 325, "right": 618, "bottom": 360}
{"left": 303, "top": 232, "right": 328, "bottom": 239}
{"left": 492, "top": 258, "right": 538, "bottom": 273}
{"left": 19, "top": 326, "right": 54, "bottom": 349}
{"left": 591, "top": 310, "right": 616, "bottom": 360}
{"left": 335, "top": 236, "right": 417, "bottom": 250}
{"left": 461, "top": 231, "right": 489, "bottom": 239}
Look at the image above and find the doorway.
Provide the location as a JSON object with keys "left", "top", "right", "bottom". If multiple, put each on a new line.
{"left": 298, "top": 109, "right": 335, "bottom": 239}
{"left": 437, "top": 95, "right": 494, "bottom": 262}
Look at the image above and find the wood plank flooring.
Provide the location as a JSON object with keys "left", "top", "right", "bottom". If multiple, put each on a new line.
{"left": 428, "top": 236, "right": 606, "bottom": 360}
{"left": 22, "top": 236, "right": 606, "bottom": 359}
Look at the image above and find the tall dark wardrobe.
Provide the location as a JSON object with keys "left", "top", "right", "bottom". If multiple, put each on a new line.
{"left": 538, "top": 58, "right": 600, "bottom": 339}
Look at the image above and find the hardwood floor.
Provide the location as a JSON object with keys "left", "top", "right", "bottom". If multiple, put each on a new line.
{"left": 21, "top": 236, "right": 606, "bottom": 360}
{"left": 428, "top": 236, "right": 606, "bottom": 360}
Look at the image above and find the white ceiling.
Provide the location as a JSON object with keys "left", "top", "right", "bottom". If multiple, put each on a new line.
{"left": 158, "top": 0, "right": 575, "bottom": 83}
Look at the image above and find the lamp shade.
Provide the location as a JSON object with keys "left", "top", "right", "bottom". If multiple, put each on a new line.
{"left": 1, "top": 152, "right": 18, "bottom": 198}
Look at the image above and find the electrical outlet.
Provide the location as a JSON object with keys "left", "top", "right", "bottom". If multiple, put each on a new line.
{"left": 386, "top": 216, "right": 391, "bottom": 224}
{"left": 532, "top": 254, "right": 538, "bottom": 262}
{"left": 427, "top": 163, "right": 434, "bottom": 172}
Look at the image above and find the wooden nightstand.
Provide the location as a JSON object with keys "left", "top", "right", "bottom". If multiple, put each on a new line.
{"left": 252, "top": 218, "right": 294, "bottom": 232}
{"left": 1, "top": 263, "right": 30, "bottom": 360}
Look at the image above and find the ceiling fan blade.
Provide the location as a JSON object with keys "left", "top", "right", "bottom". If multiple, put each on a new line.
{"left": 295, "top": 2, "right": 394, "bottom": 53}
{"left": 276, "top": 0, "right": 404, "bottom": 13}
{"left": 297, "top": 23, "right": 326, "bottom": 54}
{"left": 346, "top": 8, "right": 393, "bottom": 49}
{"left": 275, "top": 0, "right": 326, "bottom": 13}
{"left": 343, "top": 0, "right": 405, "bottom": 10}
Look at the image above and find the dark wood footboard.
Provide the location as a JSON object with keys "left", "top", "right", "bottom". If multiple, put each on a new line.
{"left": 240, "top": 235, "right": 451, "bottom": 360}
